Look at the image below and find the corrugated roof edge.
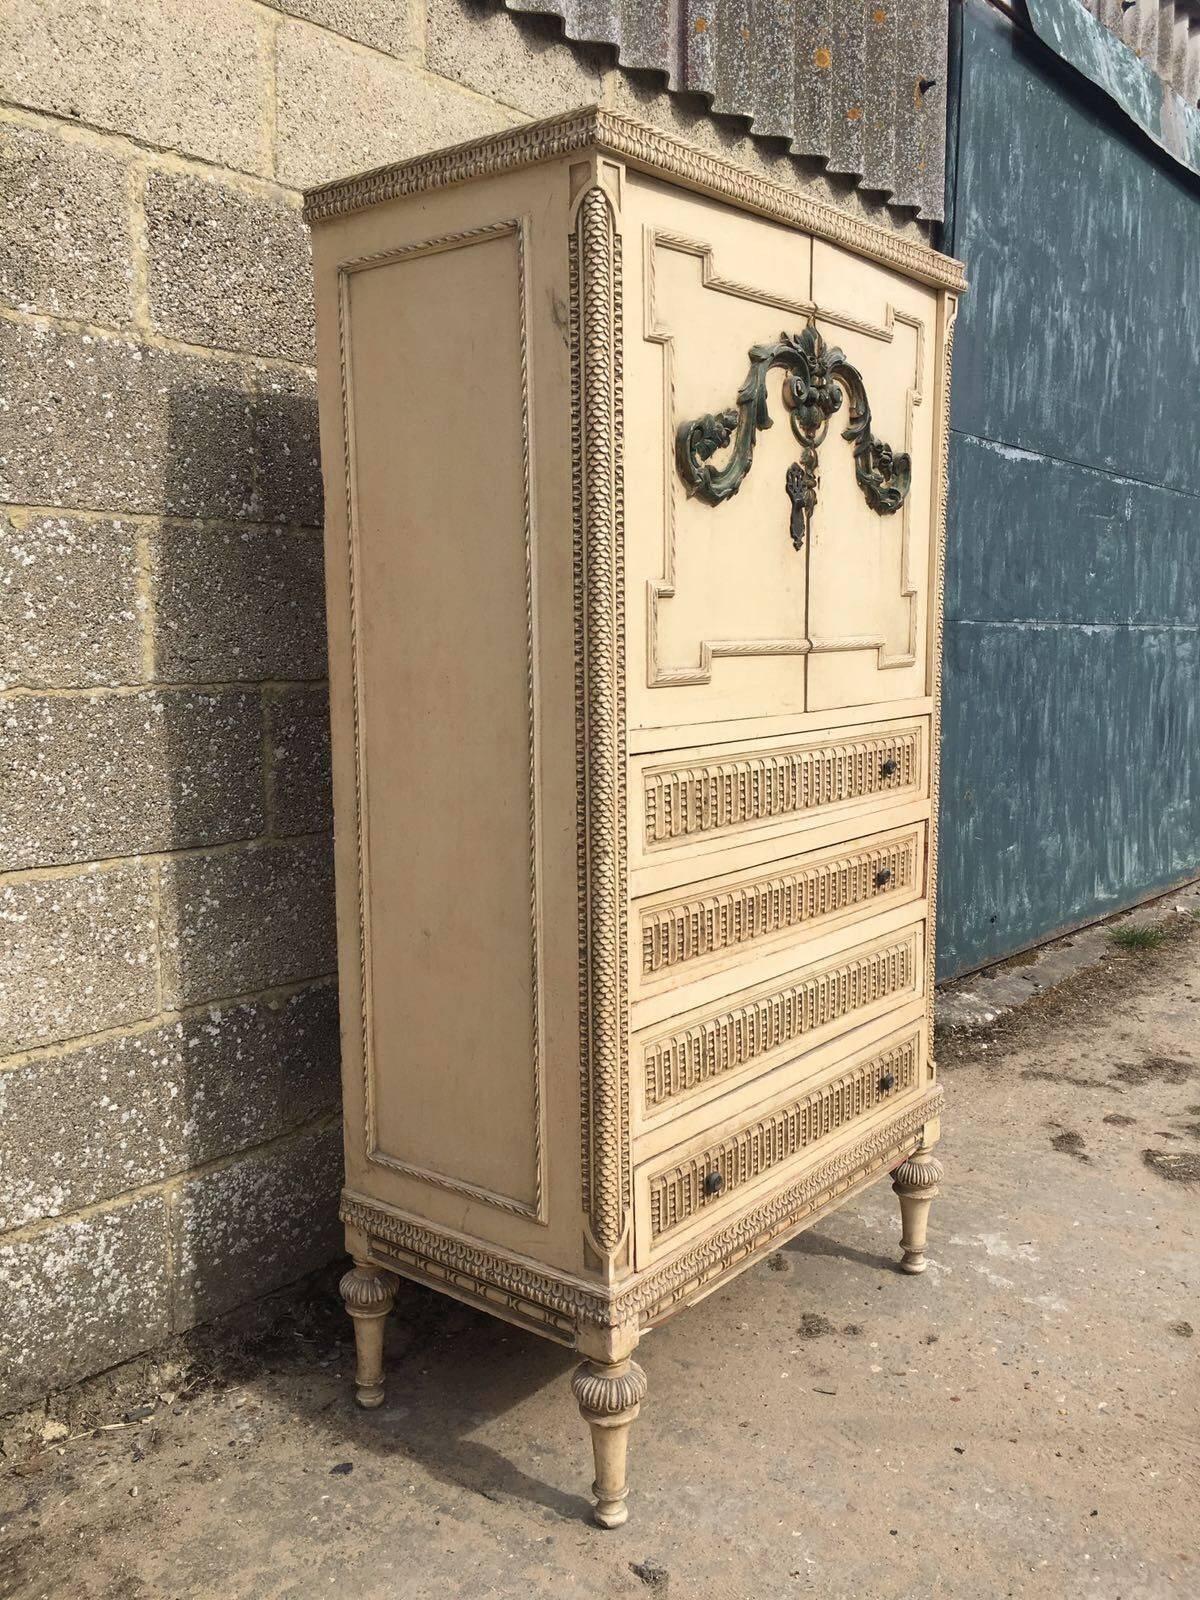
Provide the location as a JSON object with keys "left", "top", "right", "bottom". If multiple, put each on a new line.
{"left": 303, "top": 105, "right": 966, "bottom": 293}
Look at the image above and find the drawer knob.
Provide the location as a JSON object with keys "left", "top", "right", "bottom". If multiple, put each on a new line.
{"left": 880, "top": 758, "right": 899, "bottom": 778}
{"left": 875, "top": 867, "right": 893, "bottom": 887}
{"left": 703, "top": 1171, "right": 725, "bottom": 1198}
{"left": 879, "top": 1072, "right": 896, "bottom": 1093}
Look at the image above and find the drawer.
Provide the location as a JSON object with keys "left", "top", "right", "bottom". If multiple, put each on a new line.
{"left": 636, "top": 920, "right": 925, "bottom": 1128}
{"left": 632, "top": 821, "right": 925, "bottom": 1002}
{"left": 633, "top": 1025, "right": 925, "bottom": 1264}
{"left": 632, "top": 718, "right": 928, "bottom": 871}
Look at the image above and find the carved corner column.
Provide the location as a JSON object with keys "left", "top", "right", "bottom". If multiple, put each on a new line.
{"left": 572, "top": 1355, "right": 648, "bottom": 1528}
{"left": 891, "top": 1143, "right": 944, "bottom": 1275}
{"left": 339, "top": 1261, "right": 398, "bottom": 1407}
{"left": 571, "top": 163, "right": 632, "bottom": 1277}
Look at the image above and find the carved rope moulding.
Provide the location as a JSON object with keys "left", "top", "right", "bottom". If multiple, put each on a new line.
{"left": 640, "top": 830, "right": 919, "bottom": 976}
{"left": 643, "top": 932, "right": 920, "bottom": 1108}
{"left": 643, "top": 729, "right": 921, "bottom": 846}
{"left": 571, "top": 184, "right": 631, "bottom": 1261}
{"left": 649, "top": 1033, "right": 921, "bottom": 1240}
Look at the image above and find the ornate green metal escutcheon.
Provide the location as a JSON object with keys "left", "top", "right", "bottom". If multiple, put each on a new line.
{"left": 675, "top": 325, "right": 911, "bottom": 552}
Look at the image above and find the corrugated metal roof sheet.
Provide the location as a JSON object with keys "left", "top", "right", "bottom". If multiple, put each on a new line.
{"left": 503, "top": 0, "right": 949, "bottom": 218}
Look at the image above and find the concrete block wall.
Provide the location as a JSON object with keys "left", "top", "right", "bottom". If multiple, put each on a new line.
{"left": 0, "top": 0, "right": 923, "bottom": 1417}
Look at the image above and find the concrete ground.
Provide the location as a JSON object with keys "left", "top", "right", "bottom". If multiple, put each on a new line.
{"left": 2, "top": 914, "right": 1198, "bottom": 1600}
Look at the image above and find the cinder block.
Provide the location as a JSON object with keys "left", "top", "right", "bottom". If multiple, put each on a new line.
{"left": 158, "top": 838, "right": 337, "bottom": 1008}
{"left": 261, "top": 0, "right": 416, "bottom": 57}
{"left": 275, "top": 21, "right": 519, "bottom": 189}
{"left": 267, "top": 687, "right": 333, "bottom": 837}
{"left": 170, "top": 1119, "right": 342, "bottom": 1326}
{"left": 151, "top": 525, "right": 325, "bottom": 683}
{"left": 1, "top": 691, "right": 264, "bottom": 871}
{"left": 426, "top": 0, "right": 607, "bottom": 114}
{"left": 0, "top": 0, "right": 270, "bottom": 176}
{"left": 248, "top": 367, "right": 324, "bottom": 528}
{"left": 0, "top": 513, "right": 144, "bottom": 690}
{"left": 0, "top": 121, "right": 134, "bottom": 324}
{"left": 0, "top": 321, "right": 257, "bottom": 518}
{"left": 144, "top": 171, "right": 315, "bottom": 362}
{"left": 0, "top": 1195, "right": 171, "bottom": 1413}
{"left": 0, "top": 863, "right": 158, "bottom": 1054}
{"left": 0, "top": 321, "right": 322, "bottom": 523}
{"left": 0, "top": 984, "right": 340, "bottom": 1230}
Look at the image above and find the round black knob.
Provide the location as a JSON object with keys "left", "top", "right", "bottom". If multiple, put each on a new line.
{"left": 875, "top": 868, "right": 893, "bottom": 887}
{"left": 703, "top": 1170, "right": 724, "bottom": 1198}
{"left": 880, "top": 758, "right": 898, "bottom": 778}
{"left": 879, "top": 1072, "right": 896, "bottom": 1093}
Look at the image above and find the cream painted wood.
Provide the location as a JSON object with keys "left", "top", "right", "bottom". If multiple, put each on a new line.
{"left": 307, "top": 107, "right": 963, "bottom": 1529}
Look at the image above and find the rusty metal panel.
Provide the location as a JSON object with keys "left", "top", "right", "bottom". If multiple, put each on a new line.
{"left": 503, "top": 0, "right": 949, "bottom": 217}
{"left": 939, "top": 0, "right": 1200, "bottom": 976}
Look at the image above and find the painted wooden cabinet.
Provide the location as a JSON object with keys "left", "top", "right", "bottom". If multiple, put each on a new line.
{"left": 306, "top": 108, "right": 965, "bottom": 1528}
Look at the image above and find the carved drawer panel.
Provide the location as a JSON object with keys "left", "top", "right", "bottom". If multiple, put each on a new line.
{"left": 638, "top": 924, "right": 923, "bottom": 1123}
{"left": 635, "top": 1029, "right": 922, "bottom": 1259}
{"left": 639, "top": 721, "right": 925, "bottom": 857}
{"left": 635, "top": 824, "right": 924, "bottom": 997}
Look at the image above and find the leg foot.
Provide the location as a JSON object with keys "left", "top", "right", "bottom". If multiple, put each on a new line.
{"left": 892, "top": 1142, "right": 943, "bottom": 1274}
{"left": 339, "top": 1261, "right": 398, "bottom": 1408}
{"left": 571, "top": 1356, "right": 647, "bottom": 1528}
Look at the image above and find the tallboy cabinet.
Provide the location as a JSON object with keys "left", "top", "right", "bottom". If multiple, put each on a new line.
{"left": 306, "top": 108, "right": 965, "bottom": 1528}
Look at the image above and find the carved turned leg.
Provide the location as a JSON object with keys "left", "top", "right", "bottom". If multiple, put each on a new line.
{"left": 571, "top": 1355, "right": 647, "bottom": 1528}
{"left": 339, "top": 1261, "right": 398, "bottom": 1407}
{"left": 892, "top": 1142, "right": 944, "bottom": 1275}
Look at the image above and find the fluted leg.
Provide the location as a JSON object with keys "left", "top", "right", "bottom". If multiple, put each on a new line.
{"left": 339, "top": 1261, "right": 398, "bottom": 1408}
{"left": 571, "top": 1355, "right": 647, "bottom": 1528}
{"left": 892, "top": 1142, "right": 944, "bottom": 1275}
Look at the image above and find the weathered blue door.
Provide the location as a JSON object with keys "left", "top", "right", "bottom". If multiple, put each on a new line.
{"left": 938, "top": 0, "right": 1200, "bottom": 977}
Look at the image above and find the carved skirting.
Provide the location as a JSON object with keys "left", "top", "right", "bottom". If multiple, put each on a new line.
{"left": 571, "top": 181, "right": 630, "bottom": 1264}
{"left": 304, "top": 107, "right": 967, "bottom": 296}
{"left": 341, "top": 1087, "right": 942, "bottom": 1339}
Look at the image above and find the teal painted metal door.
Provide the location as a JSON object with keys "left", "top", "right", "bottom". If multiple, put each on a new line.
{"left": 939, "top": 0, "right": 1200, "bottom": 976}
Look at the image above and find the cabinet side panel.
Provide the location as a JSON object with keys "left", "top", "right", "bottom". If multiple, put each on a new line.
{"left": 341, "top": 225, "right": 541, "bottom": 1216}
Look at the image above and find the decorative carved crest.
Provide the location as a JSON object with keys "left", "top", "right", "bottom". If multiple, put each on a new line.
{"left": 676, "top": 325, "right": 911, "bottom": 550}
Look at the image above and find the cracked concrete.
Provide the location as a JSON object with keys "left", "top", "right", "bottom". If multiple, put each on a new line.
{"left": 2, "top": 913, "right": 1198, "bottom": 1599}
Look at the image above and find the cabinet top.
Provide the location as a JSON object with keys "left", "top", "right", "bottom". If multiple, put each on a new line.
{"left": 303, "top": 105, "right": 966, "bottom": 294}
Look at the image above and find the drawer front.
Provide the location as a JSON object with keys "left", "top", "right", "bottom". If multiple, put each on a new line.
{"left": 635, "top": 1028, "right": 923, "bottom": 1260}
{"left": 638, "top": 923, "right": 923, "bottom": 1125}
{"left": 635, "top": 823, "right": 924, "bottom": 999}
{"left": 638, "top": 720, "right": 926, "bottom": 862}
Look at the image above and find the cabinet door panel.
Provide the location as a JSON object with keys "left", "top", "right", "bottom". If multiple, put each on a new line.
{"left": 805, "top": 243, "right": 938, "bottom": 711}
{"left": 624, "top": 175, "right": 815, "bottom": 732}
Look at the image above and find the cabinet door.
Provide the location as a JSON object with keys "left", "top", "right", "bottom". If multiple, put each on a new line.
{"left": 624, "top": 175, "right": 939, "bottom": 731}
{"left": 805, "top": 242, "right": 938, "bottom": 713}
{"left": 623, "top": 173, "right": 815, "bottom": 733}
